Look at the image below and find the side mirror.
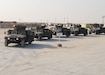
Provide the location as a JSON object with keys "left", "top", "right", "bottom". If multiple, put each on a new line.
{"left": 4, "top": 31, "right": 6, "bottom": 34}
{"left": 7, "top": 30, "right": 11, "bottom": 34}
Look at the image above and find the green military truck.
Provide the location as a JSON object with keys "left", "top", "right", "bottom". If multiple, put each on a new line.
{"left": 70, "top": 24, "right": 88, "bottom": 36}
{"left": 87, "top": 23, "right": 105, "bottom": 35}
{"left": 31, "top": 24, "right": 53, "bottom": 41}
{"left": 4, "top": 25, "right": 34, "bottom": 47}
{"left": 52, "top": 24, "right": 71, "bottom": 37}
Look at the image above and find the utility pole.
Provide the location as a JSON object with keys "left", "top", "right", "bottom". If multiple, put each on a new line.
{"left": 67, "top": 15, "right": 69, "bottom": 23}
{"left": 55, "top": 18, "right": 56, "bottom": 23}
{"left": 64, "top": 17, "right": 66, "bottom": 24}
{"left": 102, "top": 16, "right": 105, "bottom": 26}
{"left": 19, "top": 18, "right": 22, "bottom": 22}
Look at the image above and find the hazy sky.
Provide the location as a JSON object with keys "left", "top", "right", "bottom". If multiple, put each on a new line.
{"left": 0, "top": 0, "right": 105, "bottom": 23}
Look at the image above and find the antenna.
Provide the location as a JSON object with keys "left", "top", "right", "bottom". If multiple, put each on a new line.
{"left": 64, "top": 17, "right": 65, "bottom": 23}
{"left": 102, "top": 16, "right": 105, "bottom": 24}
{"left": 67, "top": 15, "right": 69, "bottom": 23}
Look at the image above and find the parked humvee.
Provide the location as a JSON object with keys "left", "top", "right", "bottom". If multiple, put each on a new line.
{"left": 87, "top": 23, "right": 105, "bottom": 35}
{"left": 31, "top": 24, "right": 53, "bottom": 41}
{"left": 4, "top": 25, "right": 34, "bottom": 47}
{"left": 70, "top": 24, "right": 88, "bottom": 36}
{"left": 52, "top": 23, "right": 71, "bottom": 37}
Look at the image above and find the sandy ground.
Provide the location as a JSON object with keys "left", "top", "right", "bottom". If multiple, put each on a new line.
{"left": 0, "top": 29, "right": 105, "bottom": 75}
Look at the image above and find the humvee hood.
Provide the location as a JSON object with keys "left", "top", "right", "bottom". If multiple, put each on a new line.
{"left": 5, "top": 34, "right": 26, "bottom": 38}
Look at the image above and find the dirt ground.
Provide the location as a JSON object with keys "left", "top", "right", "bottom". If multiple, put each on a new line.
{"left": 0, "top": 28, "right": 105, "bottom": 75}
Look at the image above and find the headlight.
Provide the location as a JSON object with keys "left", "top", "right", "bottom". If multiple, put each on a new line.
{"left": 8, "top": 38, "right": 10, "bottom": 40}
{"left": 16, "top": 38, "right": 19, "bottom": 40}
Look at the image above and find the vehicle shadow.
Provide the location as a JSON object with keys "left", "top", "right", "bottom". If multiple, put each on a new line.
{"left": 8, "top": 43, "right": 57, "bottom": 49}
{"left": 44, "top": 38, "right": 67, "bottom": 42}
{"left": 53, "top": 35, "right": 70, "bottom": 38}
{"left": 69, "top": 35, "right": 85, "bottom": 39}
{"left": 25, "top": 44, "right": 56, "bottom": 49}
{"left": 85, "top": 35, "right": 100, "bottom": 37}
{"left": 70, "top": 34, "right": 100, "bottom": 39}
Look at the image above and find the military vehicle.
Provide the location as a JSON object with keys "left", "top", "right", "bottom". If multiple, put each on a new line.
{"left": 70, "top": 24, "right": 88, "bottom": 36}
{"left": 87, "top": 23, "right": 105, "bottom": 35}
{"left": 31, "top": 24, "right": 53, "bottom": 41}
{"left": 4, "top": 25, "right": 34, "bottom": 47}
{"left": 52, "top": 23, "right": 71, "bottom": 37}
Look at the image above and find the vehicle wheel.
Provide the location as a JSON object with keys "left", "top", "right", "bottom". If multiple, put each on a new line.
{"left": 21, "top": 39, "right": 25, "bottom": 47}
{"left": 66, "top": 34, "right": 70, "bottom": 37}
{"left": 74, "top": 32, "right": 78, "bottom": 36}
{"left": 84, "top": 32, "right": 87, "bottom": 36}
{"left": 28, "top": 41, "right": 32, "bottom": 44}
{"left": 84, "top": 33, "right": 87, "bottom": 36}
{"left": 48, "top": 34, "right": 52, "bottom": 39}
{"left": 5, "top": 39, "right": 8, "bottom": 46}
{"left": 89, "top": 31, "right": 92, "bottom": 34}
{"left": 50, "top": 35, "right": 52, "bottom": 38}
{"left": 18, "top": 43, "right": 21, "bottom": 46}
{"left": 37, "top": 35, "right": 42, "bottom": 41}
{"left": 48, "top": 36, "right": 51, "bottom": 39}
{"left": 96, "top": 31, "right": 100, "bottom": 35}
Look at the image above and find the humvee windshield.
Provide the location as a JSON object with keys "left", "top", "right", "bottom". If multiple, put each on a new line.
{"left": 56, "top": 27, "right": 62, "bottom": 31}
{"left": 17, "top": 30, "right": 26, "bottom": 35}
{"left": 93, "top": 24, "right": 100, "bottom": 28}
{"left": 10, "top": 30, "right": 17, "bottom": 34}
{"left": 37, "top": 28, "right": 43, "bottom": 32}
{"left": 9, "top": 30, "right": 26, "bottom": 35}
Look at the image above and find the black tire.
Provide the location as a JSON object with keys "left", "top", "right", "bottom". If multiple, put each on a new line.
{"left": 84, "top": 31, "right": 87, "bottom": 36}
{"left": 5, "top": 39, "right": 8, "bottom": 46}
{"left": 74, "top": 31, "right": 78, "bottom": 36}
{"left": 50, "top": 34, "right": 52, "bottom": 38}
{"left": 84, "top": 33, "right": 87, "bottom": 36}
{"left": 28, "top": 41, "right": 32, "bottom": 44}
{"left": 66, "top": 33, "right": 70, "bottom": 37}
{"left": 21, "top": 39, "right": 25, "bottom": 47}
{"left": 89, "top": 31, "right": 92, "bottom": 34}
{"left": 37, "top": 35, "right": 42, "bottom": 41}
{"left": 18, "top": 43, "right": 21, "bottom": 46}
{"left": 95, "top": 31, "right": 100, "bottom": 35}
{"left": 48, "top": 34, "right": 52, "bottom": 39}
{"left": 48, "top": 36, "right": 51, "bottom": 39}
